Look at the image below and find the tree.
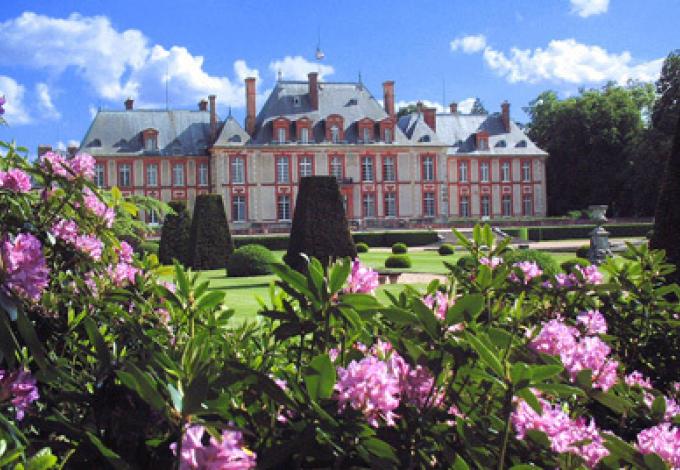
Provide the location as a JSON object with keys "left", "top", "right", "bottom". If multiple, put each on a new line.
{"left": 188, "top": 194, "right": 233, "bottom": 270}
{"left": 397, "top": 104, "right": 418, "bottom": 118}
{"left": 470, "top": 97, "right": 488, "bottom": 115}
{"left": 652, "top": 50, "right": 680, "bottom": 136}
{"left": 284, "top": 176, "right": 357, "bottom": 271}
{"left": 159, "top": 200, "right": 192, "bottom": 266}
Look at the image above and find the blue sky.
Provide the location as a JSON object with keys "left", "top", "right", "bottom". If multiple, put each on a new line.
{"left": 0, "top": 0, "right": 677, "bottom": 156}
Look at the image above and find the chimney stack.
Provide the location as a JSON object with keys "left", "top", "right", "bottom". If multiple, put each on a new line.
{"left": 245, "top": 77, "right": 256, "bottom": 136}
{"left": 308, "top": 72, "right": 319, "bottom": 110}
{"left": 37, "top": 145, "right": 52, "bottom": 157}
{"left": 209, "top": 95, "right": 217, "bottom": 140}
{"left": 423, "top": 107, "right": 436, "bottom": 132}
{"left": 501, "top": 101, "right": 510, "bottom": 132}
{"left": 449, "top": 102, "right": 458, "bottom": 114}
{"left": 383, "top": 81, "right": 395, "bottom": 118}
{"left": 199, "top": 99, "right": 208, "bottom": 111}
{"left": 416, "top": 101, "right": 424, "bottom": 114}
{"left": 124, "top": 97, "right": 134, "bottom": 110}
{"left": 67, "top": 145, "right": 78, "bottom": 157}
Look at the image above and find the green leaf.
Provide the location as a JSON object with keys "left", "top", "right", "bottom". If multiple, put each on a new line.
{"left": 529, "top": 364, "right": 564, "bottom": 383}
{"left": 603, "top": 432, "right": 637, "bottom": 461}
{"left": 25, "top": 448, "right": 58, "bottom": 470}
{"left": 361, "top": 437, "right": 398, "bottom": 463}
{"left": 329, "top": 258, "right": 351, "bottom": 295}
{"left": 642, "top": 453, "right": 668, "bottom": 470}
{"left": 85, "top": 432, "right": 130, "bottom": 469}
{"left": 340, "top": 293, "right": 383, "bottom": 312}
{"left": 510, "top": 362, "right": 531, "bottom": 386}
{"left": 270, "top": 263, "right": 316, "bottom": 300}
{"left": 532, "top": 383, "right": 586, "bottom": 398}
{"left": 464, "top": 331, "right": 504, "bottom": 378}
{"left": 651, "top": 395, "right": 667, "bottom": 421}
{"left": 304, "top": 354, "right": 335, "bottom": 401}
{"left": 0, "top": 313, "right": 18, "bottom": 368}
{"left": 446, "top": 294, "right": 484, "bottom": 325}
{"left": 380, "top": 306, "right": 417, "bottom": 324}
{"left": 182, "top": 372, "right": 209, "bottom": 416}
{"left": 575, "top": 368, "right": 593, "bottom": 389}
{"left": 16, "top": 310, "right": 49, "bottom": 371}
{"left": 509, "top": 465, "right": 539, "bottom": 470}
{"left": 83, "top": 317, "right": 111, "bottom": 369}
{"left": 452, "top": 454, "right": 471, "bottom": 470}
{"left": 592, "top": 390, "right": 633, "bottom": 414}
{"left": 0, "top": 291, "right": 18, "bottom": 321}
{"left": 516, "top": 387, "right": 542, "bottom": 414}
{"left": 167, "top": 383, "right": 183, "bottom": 413}
{"left": 195, "top": 290, "right": 225, "bottom": 311}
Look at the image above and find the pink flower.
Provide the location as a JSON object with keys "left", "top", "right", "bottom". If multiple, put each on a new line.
{"left": 529, "top": 318, "right": 579, "bottom": 357}
{"left": 400, "top": 364, "right": 444, "bottom": 409}
{"left": 479, "top": 256, "right": 503, "bottom": 269}
{"left": 0, "top": 368, "right": 39, "bottom": 420}
{"left": 345, "top": 259, "right": 379, "bottom": 294}
{"left": 554, "top": 273, "right": 576, "bottom": 288}
{"left": 76, "top": 234, "right": 103, "bottom": 261}
{"left": 170, "top": 425, "right": 257, "bottom": 469}
{"left": 40, "top": 151, "right": 71, "bottom": 178}
{"left": 636, "top": 423, "right": 680, "bottom": 468}
{"left": 0, "top": 233, "right": 49, "bottom": 302}
{"left": 423, "top": 291, "right": 450, "bottom": 321}
{"left": 576, "top": 265, "right": 604, "bottom": 285}
{"left": 69, "top": 153, "right": 95, "bottom": 179}
{"left": 83, "top": 187, "right": 115, "bottom": 228}
{"left": 107, "top": 263, "right": 140, "bottom": 287}
{"left": 52, "top": 218, "right": 79, "bottom": 244}
{"left": 116, "top": 241, "right": 134, "bottom": 264}
{"left": 576, "top": 310, "right": 607, "bottom": 335}
{"left": 644, "top": 393, "right": 680, "bottom": 422}
{"left": 625, "top": 371, "right": 653, "bottom": 389}
{"left": 510, "top": 261, "right": 543, "bottom": 284}
{"left": 0, "top": 168, "right": 32, "bottom": 192}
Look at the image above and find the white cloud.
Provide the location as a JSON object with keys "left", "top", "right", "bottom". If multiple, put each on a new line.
{"left": 35, "top": 82, "right": 60, "bottom": 119}
{"left": 450, "top": 34, "right": 487, "bottom": 54}
{"left": 268, "top": 56, "right": 334, "bottom": 81}
{"left": 457, "top": 98, "right": 476, "bottom": 114}
{"left": 394, "top": 100, "right": 445, "bottom": 113}
{"left": 481, "top": 39, "right": 663, "bottom": 84}
{"left": 55, "top": 141, "right": 66, "bottom": 151}
{"left": 67, "top": 139, "right": 80, "bottom": 148}
{"left": 0, "top": 12, "right": 260, "bottom": 108}
{"left": 88, "top": 105, "right": 98, "bottom": 118}
{"left": 570, "top": 0, "right": 609, "bottom": 17}
{"left": 0, "top": 75, "right": 31, "bottom": 124}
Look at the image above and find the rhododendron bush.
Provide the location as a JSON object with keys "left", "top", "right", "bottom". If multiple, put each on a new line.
{"left": 1, "top": 139, "right": 680, "bottom": 469}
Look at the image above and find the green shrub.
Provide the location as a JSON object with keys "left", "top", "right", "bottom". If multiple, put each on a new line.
{"left": 353, "top": 230, "right": 438, "bottom": 247}
{"left": 438, "top": 243, "right": 455, "bottom": 255}
{"left": 561, "top": 257, "right": 590, "bottom": 273}
{"left": 385, "top": 254, "right": 412, "bottom": 268}
{"left": 189, "top": 195, "right": 233, "bottom": 270}
{"left": 233, "top": 235, "right": 289, "bottom": 251}
{"left": 503, "top": 249, "right": 560, "bottom": 276}
{"left": 226, "top": 244, "right": 277, "bottom": 277}
{"left": 392, "top": 242, "right": 408, "bottom": 254}
{"left": 456, "top": 254, "right": 476, "bottom": 269}
{"left": 356, "top": 242, "right": 369, "bottom": 253}
{"left": 159, "top": 200, "right": 192, "bottom": 266}
{"left": 518, "top": 227, "right": 529, "bottom": 240}
{"left": 504, "top": 223, "right": 653, "bottom": 242}
{"left": 138, "top": 241, "right": 159, "bottom": 256}
{"left": 576, "top": 244, "right": 590, "bottom": 259}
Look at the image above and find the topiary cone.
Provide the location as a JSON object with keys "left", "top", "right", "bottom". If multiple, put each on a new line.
{"left": 159, "top": 200, "right": 192, "bottom": 266}
{"left": 284, "top": 176, "right": 357, "bottom": 271}
{"left": 188, "top": 194, "right": 233, "bottom": 270}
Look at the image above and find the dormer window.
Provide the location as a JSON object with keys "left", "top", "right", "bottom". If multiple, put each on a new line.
{"left": 296, "top": 117, "right": 312, "bottom": 144}
{"left": 300, "top": 127, "right": 309, "bottom": 144}
{"left": 475, "top": 131, "right": 489, "bottom": 151}
{"left": 363, "top": 128, "right": 370, "bottom": 143}
{"left": 277, "top": 128, "right": 286, "bottom": 144}
{"left": 325, "top": 115, "right": 344, "bottom": 143}
{"left": 272, "top": 117, "right": 291, "bottom": 144}
{"left": 88, "top": 138, "right": 102, "bottom": 148}
{"left": 293, "top": 96, "right": 301, "bottom": 107}
{"left": 143, "top": 129, "right": 159, "bottom": 151}
{"left": 384, "top": 128, "right": 392, "bottom": 144}
{"left": 357, "top": 118, "right": 374, "bottom": 144}
{"left": 331, "top": 126, "right": 339, "bottom": 144}
{"left": 379, "top": 117, "right": 395, "bottom": 144}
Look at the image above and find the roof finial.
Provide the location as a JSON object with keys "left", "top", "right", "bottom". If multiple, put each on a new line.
{"left": 358, "top": 71, "right": 362, "bottom": 84}
{"left": 277, "top": 69, "right": 282, "bottom": 82}
{"left": 228, "top": 106, "right": 232, "bottom": 118}
{"left": 315, "top": 27, "right": 325, "bottom": 64}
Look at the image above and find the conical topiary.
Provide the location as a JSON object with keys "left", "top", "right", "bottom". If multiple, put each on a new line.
{"left": 188, "top": 194, "right": 233, "bottom": 270}
{"left": 158, "top": 200, "right": 192, "bottom": 266}
{"left": 284, "top": 176, "right": 357, "bottom": 271}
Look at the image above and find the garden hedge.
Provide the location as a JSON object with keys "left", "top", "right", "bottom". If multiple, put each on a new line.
{"left": 503, "top": 248, "right": 560, "bottom": 276}
{"left": 188, "top": 194, "right": 233, "bottom": 270}
{"left": 353, "top": 230, "right": 438, "bottom": 247}
{"left": 233, "top": 235, "right": 289, "bottom": 251}
{"left": 384, "top": 254, "right": 412, "bottom": 268}
{"left": 226, "top": 244, "right": 277, "bottom": 277}
{"left": 503, "top": 223, "right": 652, "bottom": 241}
{"left": 158, "top": 200, "right": 192, "bottom": 266}
{"left": 438, "top": 243, "right": 455, "bottom": 255}
{"left": 356, "top": 242, "right": 369, "bottom": 253}
{"left": 138, "top": 241, "right": 159, "bottom": 257}
{"left": 391, "top": 242, "right": 408, "bottom": 254}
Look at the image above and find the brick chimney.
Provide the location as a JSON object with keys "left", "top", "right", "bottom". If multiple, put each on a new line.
{"left": 209, "top": 95, "right": 217, "bottom": 140}
{"left": 449, "top": 102, "right": 458, "bottom": 114}
{"left": 199, "top": 99, "right": 208, "bottom": 111}
{"left": 37, "top": 145, "right": 52, "bottom": 157}
{"left": 416, "top": 101, "right": 424, "bottom": 114}
{"left": 423, "top": 107, "right": 436, "bottom": 132}
{"left": 383, "top": 81, "right": 395, "bottom": 118}
{"left": 67, "top": 145, "right": 78, "bottom": 157}
{"left": 501, "top": 101, "right": 510, "bottom": 132}
{"left": 308, "top": 72, "right": 319, "bottom": 110}
{"left": 124, "top": 97, "right": 134, "bottom": 110}
{"left": 245, "top": 77, "right": 256, "bottom": 136}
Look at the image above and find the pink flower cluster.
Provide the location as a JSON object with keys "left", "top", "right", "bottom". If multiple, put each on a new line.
{"left": 423, "top": 291, "right": 450, "bottom": 321}
{"left": 551, "top": 265, "right": 604, "bottom": 288}
{"left": 625, "top": 371, "right": 653, "bottom": 389}
{"left": 529, "top": 316, "right": 618, "bottom": 391}
{"left": 512, "top": 397, "right": 609, "bottom": 468}
{"left": 636, "top": 423, "right": 680, "bottom": 468}
{"left": 106, "top": 262, "right": 140, "bottom": 287}
{"left": 0, "top": 233, "right": 49, "bottom": 302}
{"left": 510, "top": 261, "right": 543, "bottom": 284}
{"left": 40, "top": 151, "right": 95, "bottom": 180}
{"left": 479, "top": 256, "right": 503, "bottom": 269}
{"left": 52, "top": 219, "right": 103, "bottom": 261}
{"left": 0, "top": 368, "right": 39, "bottom": 420}
{"left": 576, "top": 310, "right": 607, "bottom": 335}
{"left": 170, "top": 425, "right": 257, "bottom": 469}
{"left": 345, "top": 259, "right": 379, "bottom": 294}
{"left": 0, "top": 168, "right": 31, "bottom": 192}
{"left": 83, "top": 188, "right": 115, "bottom": 228}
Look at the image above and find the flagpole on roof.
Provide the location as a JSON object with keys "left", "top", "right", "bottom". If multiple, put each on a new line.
{"left": 315, "top": 27, "right": 325, "bottom": 76}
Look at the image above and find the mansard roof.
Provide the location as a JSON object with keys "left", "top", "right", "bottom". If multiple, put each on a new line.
{"left": 397, "top": 113, "right": 443, "bottom": 145}
{"left": 81, "top": 109, "right": 214, "bottom": 156}
{"left": 213, "top": 115, "right": 250, "bottom": 146}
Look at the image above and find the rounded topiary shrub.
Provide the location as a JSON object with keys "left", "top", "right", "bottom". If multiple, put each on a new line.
{"left": 385, "top": 254, "right": 412, "bottom": 269}
{"left": 356, "top": 242, "right": 369, "bottom": 253}
{"left": 226, "top": 244, "right": 277, "bottom": 277}
{"left": 392, "top": 242, "right": 408, "bottom": 254}
{"left": 438, "top": 243, "right": 455, "bottom": 255}
{"left": 576, "top": 244, "right": 590, "bottom": 259}
{"left": 189, "top": 195, "right": 233, "bottom": 270}
{"left": 561, "top": 257, "right": 591, "bottom": 273}
{"left": 503, "top": 249, "right": 560, "bottom": 276}
{"left": 159, "top": 200, "right": 192, "bottom": 266}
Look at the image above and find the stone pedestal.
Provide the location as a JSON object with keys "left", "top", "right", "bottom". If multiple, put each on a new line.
{"left": 587, "top": 205, "right": 612, "bottom": 265}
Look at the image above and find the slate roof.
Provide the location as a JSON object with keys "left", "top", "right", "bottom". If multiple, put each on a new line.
{"left": 213, "top": 116, "right": 250, "bottom": 146}
{"left": 81, "top": 110, "right": 214, "bottom": 156}
{"left": 397, "top": 113, "right": 443, "bottom": 145}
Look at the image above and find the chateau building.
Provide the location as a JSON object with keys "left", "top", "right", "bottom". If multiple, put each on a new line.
{"left": 79, "top": 73, "right": 547, "bottom": 231}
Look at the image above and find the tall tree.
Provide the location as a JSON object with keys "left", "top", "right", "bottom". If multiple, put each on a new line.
{"left": 188, "top": 195, "right": 233, "bottom": 270}
{"left": 652, "top": 50, "right": 680, "bottom": 136}
{"left": 470, "top": 97, "right": 488, "bottom": 115}
{"left": 158, "top": 201, "right": 192, "bottom": 266}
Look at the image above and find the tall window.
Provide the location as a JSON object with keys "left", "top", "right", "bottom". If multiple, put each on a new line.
{"left": 276, "top": 157, "right": 290, "bottom": 183}
{"left": 277, "top": 127, "right": 286, "bottom": 144}
{"left": 330, "top": 156, "right": 343, "bottom": 179}
{"left": 299, "top": 156, "right": 313, "bottom": 178}
{"left": 459, "top": 161, "right": 468, "bottom": 183}
{"left": 502, "top": 195, "right": 512, "bottom": 216}
{"left": 361, "top": 156, "right": 374, "bottom": 182}
{"left": 277, "top": 194, "right": 291, "bottom": 220}
{"left": 145, "top": 135, "right": 157, "bottom": 151}
{"left": 384, "top": 192, "right": 396, "bottom": 217}
{"left": 501, "top": 161, "right": 511, "bottom": 182}
{"left": 481, "top": 195, "right": 490, "bottom": 217}
{"left": 522, "top": 160, "right": 531, "bottom": 182}
{"left": 384, "top": 128, "right": 392, "bottom": 144}
{"left": 422, "top": 156, "right": 435, "bottom": 181}
{"left": 383, "top": 157, "right": 396, "bottom": 182}
{"left": 146, "top": 163, "right": 158, "bottom": 187}
{"left": 363, "top": 128, "right": 371, "bottom": 143}
{"left": 480, "top": 161, "right": 490, "bottom": 183}
{"left": 460, "top": 195, "right": 470, "bottom": 217}
{"left": 232, "top": 195, "right": 246, "bottom": 222}
{"left": 231, "top": 157, "right": 245, "bottom": 184}
{"left": 523, "top": 194, "right": 533, "bottom": 216}
{"left": 148, "top": 210, "right": 159, "bottom": 225}
{"left": 300, "top": 127, "right": 309, "bottom": 144}
{"left": 173, "top": 164, "right": 184, "bottom": 187}
{"left": 95, "top": 163, "right": 105, "bottom": 187}
{"left": 331, "top": 125, "right": 339, "bottom": 143}
{"left": 423, "top": 192, "right": 435, "bottom": 217}
{"left": 198, "top": 162, "right": 209, "bottom": 186}
{"left": 362, "top": 193, "right": 375, "bottom": 218}
{"left": 118, "top": 163, "right": 131, "bottom": 187}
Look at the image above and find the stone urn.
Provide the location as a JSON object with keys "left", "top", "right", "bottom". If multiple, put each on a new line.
{"left": 587, "top": 205, "right": 612, "bottom": 264}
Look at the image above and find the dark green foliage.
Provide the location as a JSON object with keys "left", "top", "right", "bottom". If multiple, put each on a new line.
{"left": 470, "top": 97, "right": 488, "bottom": 115}
{"left": 457, "top": 254, "right": 475, "bottom": 269}
{"left": 352, "top": 230, "right": 438, "bottom": 247}
{"left": 561, "top": 258, "right": 590, "bottom": 273}
{"left": 226, "top": 244, "right": 277, "bottom": 277}
{"left": 285, "top": 176, "right": 357, "bottom": 271}
{"left": 233, "top": 235, "right": 289, "bottom": 251}
{"left": 159, "top": 201, "right": 192, "bottom": 266}
{"left": 391, "top": 242, "right": 408, "bottom": 254}
{"left": 503, "top": 249, "right": 560, "bottom": 276}
{"left": 384, "top": 254, "right": 412, "bottom": 269}
{"left": 650, "top": 112, "right": 680, "bottom": 282}
{"left": 356, "top": 242, "right": 369, "bottom": 253}
{"left": 576, "top": 245, "right": 590, "bottom": 259}
{"left": 502, "top": 223, "right": 652, "bottom": 241}
{"left": 438, "top": 243, "right": 455, "bottom": 255}
{"left": 138, "top": 241, "right": 159, "bottom": 256}
{"left": 188, "top": 194, "right": 233, "bottom": 270}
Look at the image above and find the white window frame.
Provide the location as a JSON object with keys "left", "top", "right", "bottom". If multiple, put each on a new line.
{"left": 119, "top": 163, "right": 131, "bottom": 187}
{"left": 522, "top": 160, "right": 531, "bottom": 182}
{"left": 384, "top": 192, "right": 396, "bottom": 217}
{"left": 422, "top": 156, "right": 435, "bottom": 181}
{"left": 277, "top": 194, "right": 291, "bottom": 221}
{"left": 231, "top": 157, "right": 245, "bottom": 184}
{"left": 330, "top": 156, "right": 343, "bottom": 179}
{"left": 423, "top": 192, "right": 435, "bottom": 217}
{"left": 523, "top": 194, "right": 533, "bottom": 216}
{"left": 299, "top": 156, "right": 313, "bottom": 178}
{"left": 459, "top": 161, "right": 468, "bottom": 183}
{"left": 95, "top": 163, "right": 105, "bottom": 188}
{"left": 198, "top": 162, "right": 209, "bottom": 186}
{"left": 146, "top": 163, "right": 158, "bottom": 187}
{"left": 384, "top": 127, "right": 392, "bottom": 144}
{"left": 276, "top": 157, "right": 290, "bottom": 184}
{"left": 300, "top": 127, "right": 309, "bottom": 144}
{"left": 278, "top": 127, "right": 286, "bottom": 144}
{"left": 148, "top": 210, "right": 159, "bottom": 226}
{"left": 173, "top": 163, "right": 184, "bottom": 187}
{"left": 480, "top": 161, "right": 490, "bottom": 183}
{"left": 362, "top": 193, "right": 375, "bottom": 218}
{"left": 460, "top": 196, "right": 470, "bottom": 217}
{"left": 331, "top": 125, "right": 339, "bottom": 144}
{"left": 502, "top": 195, "right": 512, "bottom": 216}
{"left": 363, "top": 127, "right": 370, "bottom": 143}
{"left": 501, "top": 161, "right": 511, "bottom": 182}
{"left": 361, "top": 156, "right": 374, "bottom": 182}
{"left": 383, "top": 157, "right": 395, "bottom": 182}
{"left": 232, "top": 195, "right": 246, "bottom": 222}
{"left": 481, "top": 195, "right": 490, "bottom": 217}
{"left": 145, "top": 136, "right": 157, "bottom": 151}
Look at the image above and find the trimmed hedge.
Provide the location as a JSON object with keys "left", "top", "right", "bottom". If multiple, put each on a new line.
{"left": 138, "top": 241, "right": 159, "bottom": 256}
{"left": 503, "top": 249, "right": 560, "bottom": 276}
{"left": 503, "top": 223, "right": 652, "bottom": 241}
{"left": 159, "top": 200, "right": 192, "bottom": 266}
{"left": 226, "top": 244, "right": 277, "bottom": 277}
{"left": 576, "top": 245, "right": 590, "bottom": 259}
{"left": 438, "top": 243, "right": 455, "bottom": 255}
{"left": 233, "top": 235, "right": 289, "bottom": 251}
{"left": 391, "top": 242, "right": 408, "bottom": 254}
{"left": 353, "top": 230, "right": 438, "bottom": 247}
{"left": 385, "top": 254, "right": 412, "bottom": 269}
{"left": 189, "top": 194, "right": 233, "bottom": 270}
{"left": 356, "top": 242, "right": 369, "bottom": 253}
